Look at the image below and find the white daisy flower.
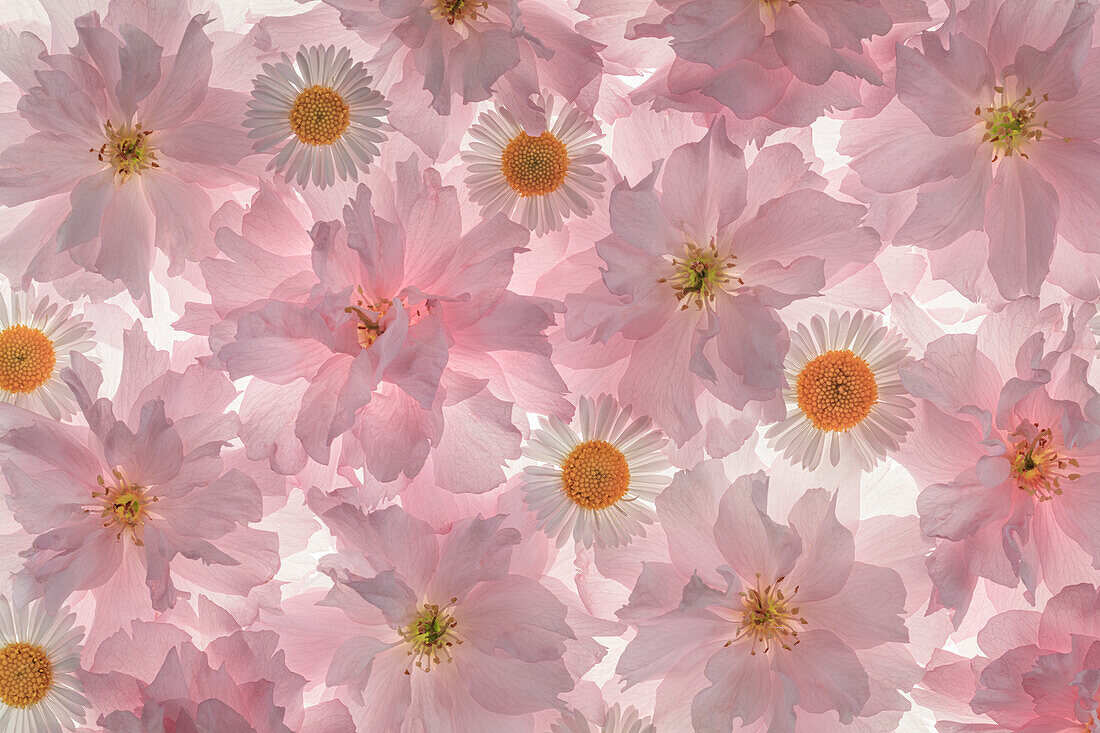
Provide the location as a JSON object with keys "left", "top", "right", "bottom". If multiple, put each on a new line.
{"left": 765, "top": 310, "right": 915, "bottom": 472}
{"left": 245, "top": 45, "right": 389, "bottom": 189}
{"left": 461, "top": 91, "right": 605, "bottom": 237}
{"left": 551, "top": 704, "right": 656, "bottom": 733}
{"left": 522, "top": 395, "right": 670, "bottom": 548}
{"left": 0, "top": 597, "right": 88, "bottom": 733}
{"left": 0, "top": 286, "right": 95, "bottom": 420}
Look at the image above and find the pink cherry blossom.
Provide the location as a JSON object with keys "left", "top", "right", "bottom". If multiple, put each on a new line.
{"left": 565, "top": 118, "right": 881, "bottom": 446}
{"left": 306, "top": 503, "right": 578, "bottom": 732}
{"left": 0, "top": 325, "right": 278, "bottom": 649}
{"left": 0, "top": 5, "right": 252, "bottom": 314}
{"left": 206, "top": 156, "right": 568, "bottom": 487}
{"left": 840, "top": 0, "right": 1100, "bottom": 300}
{"left": 895, "top": 298, "right": 1100, "bottom": 621}
{"left": 615, "top": 462, "right": 911, "bottom": 731}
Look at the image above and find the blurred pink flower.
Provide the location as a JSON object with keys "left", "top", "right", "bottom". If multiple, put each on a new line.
{"left": 896, "top": 299, "right": 1100, "bottom": 621}
{"left": 0, "top": 325, "right": 278, "bottom": 648}
{"left": 210, "top": 156, "right": 568, "bottom": 489}
{"left": 82, "top": 620, "right": 352, "bottom": 732}
{"left": 840, "top": 0, "right": 1100, "bottom": 300}
{"left": 311, "top": 504, "right": 577, "bottom": 732}
{"left": 565, "top": 119, "right": 880, "bottom": 446}
{"left": 0, "top": 6, "right": 252, "bottom": 314}
{"left": 615, "top": 462, "right": 910, "bottom": 731}
{"left": 917, "top": 583, "right": 1100, "bottom": 732}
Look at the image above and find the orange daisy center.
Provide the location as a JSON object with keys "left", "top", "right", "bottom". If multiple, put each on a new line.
{"left": 501, "top": 131, "right": 569, "bottom": 197}
{"left": 0, "top": 324, "right": 56, "bottom": 394}
{"left": 795, "top": 349, "right": 878, "bottom": 432}
{"left": 560, "top": 440, "right": 630, "bottom": 510}
{"left": 0, "top": 642, "right": 53, "bottom": 708}
{"left": 289, "top": 85, "right": 350, "bottom": 146}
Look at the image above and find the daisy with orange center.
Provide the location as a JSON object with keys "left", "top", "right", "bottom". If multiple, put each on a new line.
{"left": 246, "top": 45, "right": 389, "bottom": 188}
{"left": 0, "top": 286, "right": 95, "bottom": 419}
{"left": 0, "top": 597, "right": 88, "bottom": 732}
{"left": 522, "top": 395, "right": 671, "bottom": 547}
{"left": 766, "top": 311, "right": 914, "bottom": 471}
{"left": 462, "top": 92, "right": 606, "bottom": 236}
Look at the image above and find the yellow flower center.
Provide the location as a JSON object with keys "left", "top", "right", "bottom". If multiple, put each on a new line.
{"left": 0, "top": 325, "right": 56, "bottom": 394}
{"left": 795, "top": 349, "right": 879, "bottom": 432}
{"left": 730, "top": 574, "right": 806, "bottom": 655}
{"left": 400, "top": 599, "right": 462, "bottom": 674}
{"left": 501, "top": 131, "right": 569, "bottom": 197}
{"left": 0, "top": 642, "right": 53, "bottom": 708}
{"left": 432, "top": 0, "right": 488, "bottom": 24}
{"left": 660, "top": 238, "right": 740, "bottom": 311}
{"left": 344, "top": 287, "right": 434, "bottom": 349}
{"left": 289, "top": 85, "right": 350, "bottom": 146}
{"left": 560, "top": 440, "right": 631, "bottom": 510}
{"left": 91, "top": 471, "right": 156, "bottom": 545}
{"left": 1009, "top": 423, "right": 1080, "bottom": 501}
{"left": 93, "top": 120, "right": 158, "bottom": 182}
{"left": 977, "top": 85, "right": 1053, "bottom": 161}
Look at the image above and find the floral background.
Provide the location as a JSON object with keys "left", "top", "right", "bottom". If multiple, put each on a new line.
{"left": 0, "top": 0, "right": 1098, "bottom": 731}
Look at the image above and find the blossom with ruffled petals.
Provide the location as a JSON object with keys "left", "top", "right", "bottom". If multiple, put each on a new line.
{"left": 840, "top": 0, "right": 1100, "bottom": 300}
{"left": 616, "top": 462, "right": 910, "bottom": 731}
{"left": 565, "top": 119, "right": 881, "bottom": 446}
{"left": 0, "top": 325, "right": 278, "bottom": 648}
{"left": 0, "top": 5, "right": 252, "bottom": 313}
{"left": 896, "top": 299, "right": 1100, "bottom": 620}
{"left": 311, "top": 503, "right": 577, "bottom": 732}
{"left": 212, "top": 156, "right": 568, "bottom": 487}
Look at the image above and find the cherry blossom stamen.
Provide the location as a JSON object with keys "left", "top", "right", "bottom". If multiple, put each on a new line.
{"left": 659, "top": 238, "right": 740, "bottom": 311}
{"left": 976, "top": 85, "right": 1056, "bottom": 162}
{"left": 432, "top": 0, "right": 488, "bottom": 25}
{"left": 91, "top": 120, "right": 158, "bottom": 182}
{"left": 344, "top": 286, "right": 434, "bottom": 349}
{"left": 729, "top": 574, "right": 807, "bottom": 654}
{"left": 401, "top": 599, "right": 462, "bottom": 674}
{"left": 1009, "top": 423, "right": 1080, "bottom": 501}
{"left": 85, "top": 470, "right": 157, "bottom": 545}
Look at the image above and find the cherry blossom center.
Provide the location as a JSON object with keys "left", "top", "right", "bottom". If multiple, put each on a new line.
{"left": 94, "top": 120, "right": 158, "bottom": 182}
{"left": 91, "top": 471, "right": 156, "bottom": 545}
{"left": 1009, "top": 423, "right": 1080, "bottom": 501}
{"left": 0, "top": 325, "right": 56, "bottom": 394}
{"left": 400, "top": 599, "right": 462, "bottom": 674}
{"left": 433, "top": 0, "right": 488, "bottom": 25}
{"left": 661, "top": 239, "right": 740, "bottom": 311}
{"left": 560, "top": 440, "right": 631, "bottom": 510}
{"left": 978, "top": 85, "right": 1049, "bottom": 161}
{"left": 796, "top": 349, "right": 879, "bottom": 432}
{"left": 289, "top": 85, "right": 350, "bottom": 146}
{"left": 0, "top": 642, "right": 53, "bottom": 708}
{"left": 345, "top": 287, "right": 434, "bottom": 349}
{"left": 731, "top": 574, "right": 807, "bottom": 655}
{"left": 501, "top": 131, "right": 569, "bottom": 197}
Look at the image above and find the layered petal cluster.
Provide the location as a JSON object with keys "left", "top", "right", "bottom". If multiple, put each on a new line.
{"left": 82, "top": 621, "right": 352, "bottom": 732}
{"left": 0, "top": 4, "right": 252, "bottom": 312}
{"left": 311, "top": 503, "right": 577, "bottom": 732}
{"left": 0, "top": 326, "right": 278, "bottom": 647}
{"left": 615, "top": 462, "right": 911, "bottom": 731}
{"left": 211, "top": 156, "right": 568, "bottom": 488}
{"left": 565, "top": 119, "right": 881, "bottom": 446}
{"left": 841, "top": 0, "right": 1100, "bottom": 300}
{"left": 896, "top": 299, "right": 1100, "bottom": 620}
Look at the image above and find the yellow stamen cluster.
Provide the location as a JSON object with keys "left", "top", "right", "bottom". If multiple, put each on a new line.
{"left": 729, "top": 574, "right": 807, "bottom": 655}
{"left": 92, "top": 120, "right": 158, "bottom": 182}
{"left": 289, "top": 85, "right": 350, "bottom": 146}
{"left": 432, "top": 0, "right": 488, "bottom": 24}
{"left": 659, "top": 238, "right": 740, "bottom": 311}
{"left": 345, "top": 286, "right": 434, "bottom": 349}
{"left": 501, "top": 131, "right": 569, "bottom": 197}
{"left": 796, "top": 349, "right": 878, "bottom": 432}
{"left": 401, "top": 599, "right": 462, "bottom": 674}
{"left": 1009, "top": 423, "right": 1080, "bottom": 501}
{"left": 0, "top": 642, "right": 53, "bottom": 708}
{"left": 88, "top": 470, "right": 156, "bottom": 545}
{"left": 977, "top": 85, "right": 1055, "bottom": 162}
{"left": 560, "top": 440, "right": 631, "bottom": 510}
{"left": 0, "top": 325, "right": 56, "bottom": 394}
